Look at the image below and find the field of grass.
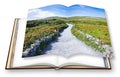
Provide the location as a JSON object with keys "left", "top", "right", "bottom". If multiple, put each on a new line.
{"left": 23, "top": 17, "right": 67, "bottom": 53}
{"left": 75, "top": 22, "right": 110, "bottom": 45}
{"left": 70, "top": 17, "right": 111, "bottom": 52}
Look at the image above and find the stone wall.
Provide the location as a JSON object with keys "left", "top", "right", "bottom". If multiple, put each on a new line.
{"left": 22, "top": 33, "right": 55, "bottom": 57}
{"left": 77, "top": 29, "right": 113, "bottom": 57}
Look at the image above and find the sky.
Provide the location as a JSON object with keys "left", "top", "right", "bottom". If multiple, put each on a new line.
{"left": 27, "top": 4, "right": 106, "bottom": 20}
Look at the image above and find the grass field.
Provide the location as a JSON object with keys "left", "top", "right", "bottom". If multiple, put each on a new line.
{"left": 70, "top": 17, "right": 111, "bottom": 52}
{"left": 23, "top": 17, "right": 67, "bottom": 52}
{"left": 74, "top": 21, "right": 110, "bottom": 45}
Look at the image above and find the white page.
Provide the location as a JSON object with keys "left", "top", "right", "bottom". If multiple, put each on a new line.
{"left": 58, "top": 55, "right": 105, "bottom": 67}
{"left": 13, "top": 19, "right": 58, "bottom": 67}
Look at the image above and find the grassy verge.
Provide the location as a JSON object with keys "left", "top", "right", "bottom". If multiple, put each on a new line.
{"left": 71, "top": 17, "right": 111, "bottom": 52}
{"left": 71, "top": 26, "right": 105, "bottom": 52}
{"left": 23, "top": 18, "right": 68, "bottom": 55}
{"left": 74, "top": 23, "right": 111, "bottom": 45}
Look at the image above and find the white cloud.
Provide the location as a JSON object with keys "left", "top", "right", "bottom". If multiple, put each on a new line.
{"left": 27, "top": 9, "right": 56, "bottom": 20}
{"left": 80, "top": 5, "right": 85, "bottom": 8}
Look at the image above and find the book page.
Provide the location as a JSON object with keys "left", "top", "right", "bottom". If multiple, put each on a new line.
{"left": 22, "top": 4, "right": 113, "bottom": 58}
{"left": 13, "top": 19, "right": 58, "bottom": 67}
{"left": 57, "top": 55, "right": 105, "bottom": 67}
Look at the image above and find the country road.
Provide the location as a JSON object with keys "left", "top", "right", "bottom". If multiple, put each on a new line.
{"left": 43, "top": 24, "right": 104, "bottom": 57}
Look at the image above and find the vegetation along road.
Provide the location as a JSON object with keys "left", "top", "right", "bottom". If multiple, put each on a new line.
{"left": 22, "top": 17, "right": 112, "bottom": 57}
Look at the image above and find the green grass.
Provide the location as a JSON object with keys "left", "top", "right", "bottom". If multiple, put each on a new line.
{"left": 71, "top": 26, "right": 105, "bottom": 52}
{"left": 23, "top": 18, "right": 67, "bottom": 51}
{"left": 73, "top": 21, "right": 111, "bottom": 45}
{"left": 70, "top": 17, "right": 111, "bottom": 52}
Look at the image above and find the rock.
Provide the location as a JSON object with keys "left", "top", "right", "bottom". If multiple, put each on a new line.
{"left": 22, "top": 48, "right": 31, "bottom": 57}
{"left": 102, "top": 45, "right": 113, "bottom": 57}
{"left": 30, "top": 43, "right": 36, "bottom": 48}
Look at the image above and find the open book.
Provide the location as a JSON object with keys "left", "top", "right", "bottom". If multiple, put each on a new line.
{"left": 6, "top": 4, "right": 113, "bottom": 69}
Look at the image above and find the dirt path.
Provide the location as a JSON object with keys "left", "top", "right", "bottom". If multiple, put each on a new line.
{"left": 43, "top": 24, "right": 104, "bottom": 57}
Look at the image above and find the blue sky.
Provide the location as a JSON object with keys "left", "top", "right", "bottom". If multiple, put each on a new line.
{"left": 28, "top": 4, "right": 106, "bottom": 20}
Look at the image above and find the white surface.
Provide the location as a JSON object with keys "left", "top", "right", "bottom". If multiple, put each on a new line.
{"left": 58, "top": 55, "right": 105, "bottom": 67}
{"left": 0, "top": 0, "right": 119, "bottom": 77}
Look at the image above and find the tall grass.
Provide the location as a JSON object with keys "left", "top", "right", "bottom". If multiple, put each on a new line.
{"left": 71, "top": 18, "right": 111, "bottom": 52}
{"left": 23, "top": 18, "right": 67, "bottom": 51}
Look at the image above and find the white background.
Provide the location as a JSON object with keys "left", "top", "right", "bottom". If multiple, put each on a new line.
{"left": 0, "top": 0, "right": 120, "bottom": 77}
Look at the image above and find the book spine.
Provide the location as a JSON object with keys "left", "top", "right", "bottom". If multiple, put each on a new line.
{"left": 6, "top": 18, "right": 19, "bottom": 69}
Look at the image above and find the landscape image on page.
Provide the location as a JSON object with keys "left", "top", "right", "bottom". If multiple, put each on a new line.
{"left": 22, "top": 4, "right": 113, "bottom": 58}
